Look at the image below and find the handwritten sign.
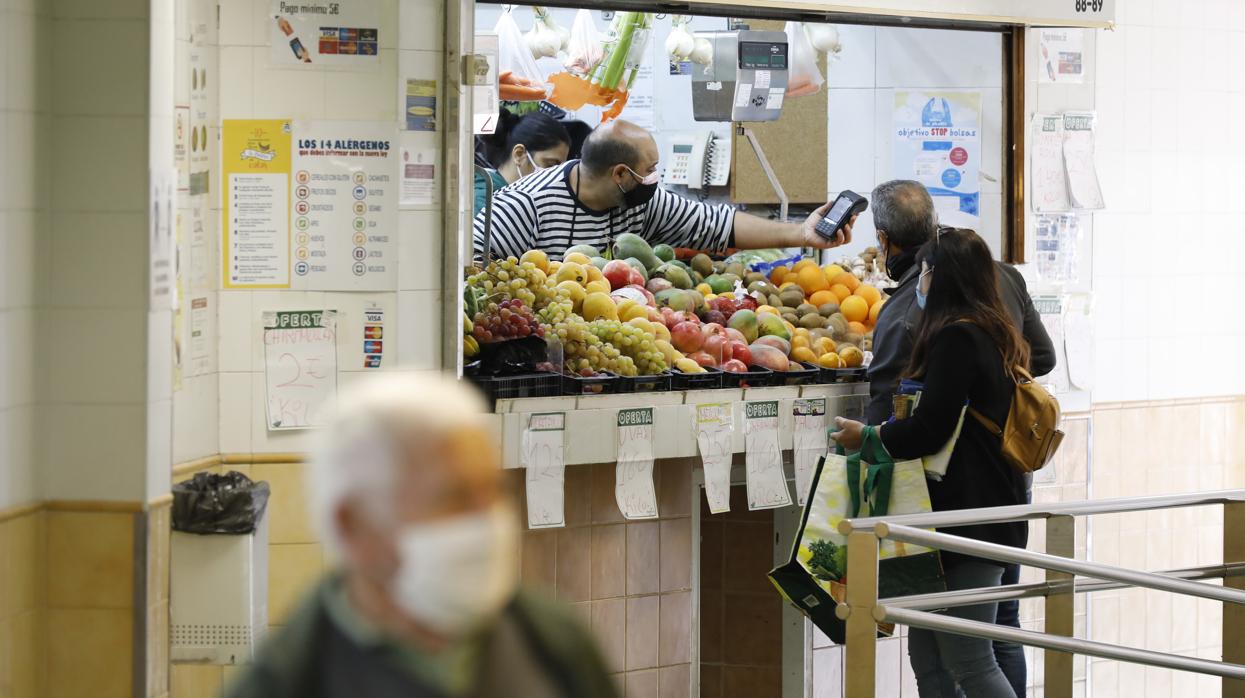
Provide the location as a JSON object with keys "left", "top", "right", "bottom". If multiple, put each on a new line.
{"left": 1031, "top": 114, "right": 1070, "bottom": 212}
{"left": 522, "top": 412, "right": 566, "bottom": 529}
{"left": 792, "top": 398, "right": 828, "bottom": 507}
{"left": 696, "top": 403, "right": 734, "bottom": 514}
{"left": 1062, "top": 112, "right": 1104, "bottom": 210}
{"left": 263, "top": 310, "right": 338, "bottom": 430}
{"left": 744, "top": 401, "right": 792, "bottom": 510}
{"left": 615, "top": 408, "right": 657, "bottom": 520}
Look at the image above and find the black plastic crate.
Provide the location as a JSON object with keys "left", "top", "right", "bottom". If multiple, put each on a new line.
{"left": 669, "top": 366, "right": 723, "bottom": 391}
{"left": 615, "top": 372, "right": 672, "bottom": 393}
{"left": 562, "top": 372, "right": 619, "bottom": 396}
{"left": 780, "top": 361, "right": 822, "bottom": 386}
{"left": 827, "top": 366, "right": 868, "bottom": 383}
{"left": 720, "top": 365, "right": 778, "bottom": 389}
{"left": 468, "top": 371, "right": 561, "bottom": 401}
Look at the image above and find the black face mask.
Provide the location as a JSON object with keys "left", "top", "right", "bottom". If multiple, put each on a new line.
{"left": 619, "top": 180, "right": 658, "bottom": 208}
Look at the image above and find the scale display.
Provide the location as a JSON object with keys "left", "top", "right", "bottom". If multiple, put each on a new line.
{"left": 738, "top": 41, "right": 788, "bottom": 70}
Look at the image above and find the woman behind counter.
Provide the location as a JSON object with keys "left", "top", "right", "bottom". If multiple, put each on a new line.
{"left": 474, "top": 108, "right": 571, "bottom": 216}
{"left": 831, "top": 227, "right": 1031, "bottom": 698}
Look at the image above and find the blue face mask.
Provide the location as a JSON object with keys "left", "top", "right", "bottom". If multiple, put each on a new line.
{"left": 915, "top": 263, "right": 932, "bottom": 310}
{"left": 915, "top": 287, "right": 927, "bottom": 309}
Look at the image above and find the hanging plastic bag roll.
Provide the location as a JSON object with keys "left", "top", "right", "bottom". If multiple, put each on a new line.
{"left": 784, "top": 22, "right": 824, "bottom": 98}
{"left": 495, "top": 11, "right": 548, "bottom": 101}
{"left": 564, "top": 9, "right": 603, "bottom": 75}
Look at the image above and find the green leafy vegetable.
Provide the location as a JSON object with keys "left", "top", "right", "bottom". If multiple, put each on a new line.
{"left": 807, "top": 539, "right": 847, "bottom": 582}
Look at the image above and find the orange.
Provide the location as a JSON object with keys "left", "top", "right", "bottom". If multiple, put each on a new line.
{"left": 809, "top": 289, "right": 838, "bottom": 307}
{"left": 831, "top": 272, "right": 861, "bottom": 292}
{"left": 869, "top": 299, "right": 885, "bottom": 325}
{"left": 829, "top": 284, "right": 853, "bottom": 303}
{"left": 839, "top": 346, "right": 864, "bottom": 368}
{"left": 818, "top": 352, "right": 844, "bottom": 369}
{"left": 770, "top": 265, "right": 790, "bottom": 285}
{"left": 792, "top": 257, "right": 817, "bottom": 273}
{"left": 791, "top": 347, "right": 818, "bottom": 363}
{"left": 813, "top": 336, "right": 837, "bottom": 356}
{"left": 848, "top": 321, "right": 868, "bottom": 336}
{"left": 792, "top": 335, "right": 811, "bottom": 350}
{"left": 822, "top": 264, "right": 845, "bottom": 282}
{"left": 796, "top": 265, "right": 830, "bottom": 295}
{"left": 854, "top": 284, "right": 881, "bottom": 307}
{"left": 841, "top": 295, "right": 870, "bottom": 324}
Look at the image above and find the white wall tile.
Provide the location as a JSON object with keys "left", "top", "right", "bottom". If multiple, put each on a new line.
{"left": 50, "top": 115, "right": 147, "bottom": 212}
{"left": 52, "top": 0, "right": 147, "bottom": 20}
{"left": 826, "top": 89, "right": 875, "bottom": 195}
{"left": 325, "top": 292, "right": 397, "bottom": 371}
{"left": 45, "top": 308, "right": 147, "bottom": 404}
{"left": 399, "top": 0, "right": 443, "bottom": 52}
{"left": 41, "top": 403, "right": 147, "bottom": 500}
{"left": 6, "top": 111, "right": 44, "bottom": 210}
{"left": 50, "top": 18, "right": 146, "bottom": 116}
{"left": 219, "top": 46, "right": 255, "bottom": 119}
{"left": 812, "top": 646, "right": 843, "bottom": 698}
{"left": 216, "top": 290, "right": 253, "bottom": 373}
{"left": 218, "top": 371, "right": 252, "bottom": 453}
{"left": 146, "top": 396, "right": 172, "bottom": 499}
{"left": 323, "top": 49, "right": 398, "bottom": 121}
{"left": 48, "top": 211, "right": 146, "bottom": 307}
{"left": 0, "top": 406, "right": 36, "bottom": 507}
{"left": 0, "top": 310, "right": 34, "bottom": 409}
{"left": 251, "top": 46, "right": 326, "bottom": 119}
{"left": 1, "top": 210, "right": 42, "bottom": 308}
{"left": 397, "top": 289, "right": 441, "bottom": 369}
{"left": 875, "top": 28, "right": 1002, "bottom": 88}
{"left": 6, "top": 10, "right": 49, "bottom": 112}
{"left": 148, "top": 308, "right": 174, "bottom": 403}
{"left": 397, "top": 209, "right": 443, "bottom": 291}
{"left": 219, "top": 0, "right": 255, "bottom": 47}
{"left": 173, "top": 373, "right": 219, "bottom": 463}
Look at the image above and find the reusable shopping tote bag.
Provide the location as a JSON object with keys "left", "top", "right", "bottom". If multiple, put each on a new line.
{"left": 768, "top": 428, "right": 945, "bottom": 643}
{"left": 893, "top": 379, "right": 966, "bottom": 481}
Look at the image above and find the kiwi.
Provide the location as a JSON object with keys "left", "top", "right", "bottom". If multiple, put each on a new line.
{"left": 818, "top": 302, "right": 840, "bottom": 316}
{"left": 745, "top": 272, "right": 766, "bottom": 286}
{"left": 844, "top": 332, "right": 864, "bottom": 346}
{"left": 809, "top": 328, "right": 833, "bottom": 341}
{"left": 747, "top": 281, "right": 768, "bottom": 295}
{"left": 724, "top": 262, "right": 745, "bottom": 278}
{"left": 779, "top": 288, "right": 805, "bottom": 308}
{"left": 768, "top": 293, "right": 783, "bottom": 308}
{"left": 713, "top": 261, "right": 726, "bottom": 274}
{"left": 826, "top": 315, "right": 849, "bottom": 338}
{"left": 862, "top": 338, "right": 873, "bottom": 352}
{"left": 799, "top": 313, "right": 826, "bottom": 329}
{"left": 796, "top": 303, "right": 818, "bottom": 317}
{"left": 691, "top": 253, "right": 714, "bottom": 277}
{"left": 837, "top": 342, "right": 858, "bottom": 354}
{"left": 782, "top": 313, "right": 800, "bottom": 325}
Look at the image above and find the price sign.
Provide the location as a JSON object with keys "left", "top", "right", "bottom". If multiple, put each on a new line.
{"left": 744, "top": 401, "right": 792, "bottom": 510}
{"left": 615, "top": 408, "right": 657, "bottom": 520}
{"left": 522, "top": 412, "right": 566, "bottom": 529}
{"left": 792, "top": 398, "right": 828, "bottom": 506}
{"left": 696, "top": 403, "right": 734, "bottom": 514}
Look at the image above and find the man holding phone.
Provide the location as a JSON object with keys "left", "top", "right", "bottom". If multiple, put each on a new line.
{"left": 473, "top": 119, "right": 856, "bottom": 261}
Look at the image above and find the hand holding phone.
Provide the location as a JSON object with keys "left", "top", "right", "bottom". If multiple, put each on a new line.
{"left": 813, "top": 190, "right": 868, "bottom": 244}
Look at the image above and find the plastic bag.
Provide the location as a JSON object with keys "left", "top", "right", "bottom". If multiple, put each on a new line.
{"left": 496, "top": 11, "right": 545, "bottom": 91}
{"left": 563, "top": 9, "right": 603, "bottom": 75}
{"left": 172, "top": 471, "right": 271, "bottom": 535}
{"left": 785, "top": 22, "right": 824, "bottom": 98}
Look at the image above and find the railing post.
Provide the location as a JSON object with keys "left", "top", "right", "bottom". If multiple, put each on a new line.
{"left": 1224, "top": 502, "right": 1245, "bottom": 698}
{"left": 1045, "top": 514, "right": 1076, "bottom": 698}
{"left": 844, "top": 529, "right": 880, "bottom": 698}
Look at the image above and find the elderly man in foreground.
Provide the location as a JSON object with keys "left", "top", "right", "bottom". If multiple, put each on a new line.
{"left": 226, "top": 373, "right": 617, "bottom": 698}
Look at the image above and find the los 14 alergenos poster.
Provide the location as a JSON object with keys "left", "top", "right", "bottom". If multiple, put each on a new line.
{"left": 893, "top": 91, "right": 981, "bottom": 223}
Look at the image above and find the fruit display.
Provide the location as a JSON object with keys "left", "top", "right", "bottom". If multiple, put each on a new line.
{"left": 464, "top": 238, "right": 887, "bottom": 395}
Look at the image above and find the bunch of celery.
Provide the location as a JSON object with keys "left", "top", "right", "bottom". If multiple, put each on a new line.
{"left": 586, "top": 12, "right": 652, "bottom": 92}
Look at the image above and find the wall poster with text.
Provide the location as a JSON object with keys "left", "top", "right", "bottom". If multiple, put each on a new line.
{"left": 893, "top": 90, "right": 981, "bottom": 223}
{"left": 269, "top": 0, "right": 380, "bottom": 68}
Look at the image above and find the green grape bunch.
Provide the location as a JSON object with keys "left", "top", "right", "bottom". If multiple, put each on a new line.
{"left": 586, "top": 320, "right": 668, "bottom": 376}
{"left": 465, "top": 256, "right": 560, "bottom": 310}
{"left": 542, "top": 315, "right": 639, "bottom": 377}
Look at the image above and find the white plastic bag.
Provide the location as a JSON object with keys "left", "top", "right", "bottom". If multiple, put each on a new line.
{"left": 563, "top": 9, "right": 603, "bottom": 75}
{"left": 785, "top": 22, "right": 823, "bottom": 98}
{"left": 496, "top": 11, "right": 545, "bottom": 87}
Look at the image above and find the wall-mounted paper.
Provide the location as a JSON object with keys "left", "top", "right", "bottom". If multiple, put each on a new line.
{"left": 696, "top": 403, "right": 734, "bottom": 514}
{"left": 615, "top": 408, "right": 657, "bottom": 519}
{"left": 1031, "top": 114, "right": 1070, "bottom": 213}
{"left": 269, "top": 0, "right": 380, "bottom": 68}
{"left": 792, "top": 398, "right": 827, "bottom": 507}
{"left": 744, "top": 401, "right": 792, "bottom": 510}
{"left": 1038, "top": 28, "right": 1084, "bottom": 84}
{"left": 263, "top": 310, "right": 338, "bottom": 430}
{"left": 1062, "top": 112, "right": 1104, "bottom": 210}
{"left": 522, "top": 412, "right": 566, "bottom": 528}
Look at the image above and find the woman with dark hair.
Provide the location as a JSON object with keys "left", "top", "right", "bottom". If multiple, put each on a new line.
{"left": 473, "top": 108, "right": 571, "bottom": 215}
{"left": 831, "top": 227, "right": 1029, "bottom": 697}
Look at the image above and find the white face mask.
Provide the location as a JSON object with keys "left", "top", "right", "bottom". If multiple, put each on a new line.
{"left": 389, "top": 503, "right": 520, "bottom": 636}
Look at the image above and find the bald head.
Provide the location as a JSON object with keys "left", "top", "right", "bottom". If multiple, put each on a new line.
{"left": 581, "top": 119, "right": 659, "bottom": 177}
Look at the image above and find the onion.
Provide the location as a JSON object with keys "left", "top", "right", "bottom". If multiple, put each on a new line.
{"left": 666, "top": 25, "right": 695, "bottom": 61}
{"left": 689, "top": 36, "right": 713, "bottom": 65}
{"left": 526, "top": 8, "right": 561, "bottom": 59}
{"left": 805, "top": 24, "right": 842, "bottom": 56}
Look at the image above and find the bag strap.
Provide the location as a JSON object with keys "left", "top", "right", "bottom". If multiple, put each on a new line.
{"left": 967, "top": 406, "right": 1003, "bottom": 437}
{"left": 845, "top": 427, "right": 895, "bottom": 518}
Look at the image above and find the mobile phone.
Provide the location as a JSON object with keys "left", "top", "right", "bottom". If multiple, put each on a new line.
{"left": 289, "top": 38, "right": 306, "bottom": 60}
{"left": 813, "top": 190, "right": 868, "bottom": 242}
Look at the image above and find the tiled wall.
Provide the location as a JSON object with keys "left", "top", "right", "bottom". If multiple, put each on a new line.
{"left": 0, "top": 509, "right": 44, "bottom": 698}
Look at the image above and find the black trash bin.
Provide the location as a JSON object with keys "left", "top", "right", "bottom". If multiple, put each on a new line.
{"left": 172, "top": 471, "right": 271, "bottom": 535}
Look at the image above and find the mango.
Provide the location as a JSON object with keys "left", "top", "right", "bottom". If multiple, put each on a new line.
{"left": 691, "top": 253, "right": 714, "bottom": 277}
{"left": 613, "top": 233, "right": 663, "bottom": 272}
{"left": 582, "top": 292, "right": 619, "bottom": 322}
{"left": 758, "top": 313, "right": 791, "bottom": 342}
{"left": 653, "top": 262, "right": 693, "bottom": 290}
{"left": 590, "top": 256, "right": 609, "bottom": 270}
{"left": 754, "top": 335, "right": 791, "bottom": 356}
{"left": 704, "top": 274, "right": 734, "bottom": 294}
{"left": 624, "top": 257, "right": 649, "bottom": 283}
{"left": 748, "top": 343, "right": 790, "bottom": 372}
{"left": 653, "top": 243, "right": 676, "bottom": 263}
{"left": 727, "top": 309, "right": 759, "bottom": 343}
{"left": 520, "top": 249, "right": 549, "bottom": 273}
{"left": 674, "top": 357, "right": 706, "bottom": 374}
{"left": 655, "top": 289, "right": 697, "bottom": 313}
{"left": 564, "top": 244, "right": 601, "bottom": 260}
{"left": 619, "top": 302, "right": 650, "bottom": 322}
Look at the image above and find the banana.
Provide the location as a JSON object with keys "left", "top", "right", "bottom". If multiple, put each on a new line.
{"left": 463, "top": 335, "right": 480, "bottom": 358}
{"left": 463, "top": 311, "right": 474, "bottom": 334}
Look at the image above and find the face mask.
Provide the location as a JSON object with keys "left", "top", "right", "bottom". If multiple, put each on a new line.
{"left": 915, "top": 264, "right": 933, "bottom": 310}
{"left": 618, "top": 166, "right": 660, "bottom": 208}
{"left": 389, "top": 504, "right": 520, "bottom": 636}
{"left": 521, "top": 151, "right": 546, "bottom": 179}
{"left": 915, "top": 286, "right": 927, "bottom": 310}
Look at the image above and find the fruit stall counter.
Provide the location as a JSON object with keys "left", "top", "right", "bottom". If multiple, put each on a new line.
{"left": 484, "top": 381, "right": 869, "bottom": 469}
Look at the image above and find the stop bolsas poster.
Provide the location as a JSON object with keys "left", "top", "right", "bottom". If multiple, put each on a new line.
{"left": 893, "top": 90, "right": 981, "bottom": 222}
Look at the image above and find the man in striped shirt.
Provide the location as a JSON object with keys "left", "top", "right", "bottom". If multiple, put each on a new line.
{"left": 473, "top": 120, "right": 856, "bottom": 261}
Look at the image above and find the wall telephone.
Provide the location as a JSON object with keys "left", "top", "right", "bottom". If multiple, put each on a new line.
{"left": 664, "top": 131, "right": 731, "bottom": 189}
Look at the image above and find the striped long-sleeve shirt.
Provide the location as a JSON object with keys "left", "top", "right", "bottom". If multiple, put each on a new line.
{"left": 473, "top": 160, "right": 735, "bottom": 261}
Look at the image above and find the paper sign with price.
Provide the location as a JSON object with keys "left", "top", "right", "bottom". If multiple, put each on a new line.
{"left": 696, "top": 403, "right": 734, "bottom": 514}
{"left": 745, "top": 401, "right": 792, "bottom": 510}
{"left": 263, "top": 310, "right": 338, "bottom": 430}
{"left": 522, "top": 412, "right": 566, "bottom": 529}
{"left": 792, "top": 398, "right": 828, "bottom": 506}
{"left": 615, "top": 408, "right": 657, "bottom": 520}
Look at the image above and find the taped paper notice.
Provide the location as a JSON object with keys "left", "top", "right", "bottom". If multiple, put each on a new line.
{"left": 735, "top": 84, "right": 753, "bottom": 108}
{"left": 1062, "top": 112, "right": 1104, "bottom": 210}
{"left": 1032, "top": 114, "right": 1070, "bottom": 213}
{"left": 792, "top": 398, "right": 827, "bottom": 506}
{"left": 615, "top": 408, "right": 657, "bottom": 520}
{"left": 523, "top": 412, "right": 566, "bottom": 529}
{"left": 744, "top": 401, "right": 792, "bottom": 510}
{"left": 766, "top": 88, "right": 784, "bottom": 111}
{"left": 263, "top": 310, "right": 338, "bottom": 430}
{"left": 696, "top": 403, "right": 734, "bottom": 514}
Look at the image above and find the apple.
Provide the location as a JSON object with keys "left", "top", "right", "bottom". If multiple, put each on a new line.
{"left": 688, "top": 351, "right": 718, "bottom": 368}
{"left": 721, "top": 359, "right": 749, "bottom": 373}
{"left": 726, "top": 341, "right": 751, "bottom": 367}
{"left": 724, "top": 328, "right": 746, "bottom": 344}
{"left": 672, "top": 321, "right": 705, "bottom": 354}
{"left": 602, "top": 260, "right": 633, "bottom": 290}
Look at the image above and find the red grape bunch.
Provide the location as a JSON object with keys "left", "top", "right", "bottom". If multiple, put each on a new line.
{"left": 471, "top": 299, "right": 544, "bottom": 343}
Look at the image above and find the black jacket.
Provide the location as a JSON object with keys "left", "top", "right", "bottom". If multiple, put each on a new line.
{"left": 865, "top": 260, "right": 1055, "bottom": 425}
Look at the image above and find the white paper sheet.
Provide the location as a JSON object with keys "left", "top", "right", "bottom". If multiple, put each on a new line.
{"left": 615, "top": 408, "right": 657, "bottom": 519}
{"left": 1064, "top": 302, "right": 1095, "bottom": 391}
{"left": 1039, "top": 28, "right": 1085, "bottom": 84}
{"left": 400, "top": 142, "right": 438, "bottom": 206}
{"left": 522, "top": 412, "right": 566, "bottom": 529}
{"left": 696, "top": 403, "right": 734, "bottom": 514}
{"left": 744, "top": 401, "right": 792, "bottom": 510}
{"left": 792, "top": 398, "right": 827, "bottom": 507}
{"left": 1062, "top": 112, "right": 1105, "bottom": 210}
{"left": 1032, "top": 114, "right": 1070, "bottom": 213}
{"left": 263, "top": 310, "right": 338, "bottom": 430}
{"left": 269, "top": 0, "right": 380, "bottom": 68}
{"left": 1033, "top": 295, "right": 1070, "bottom": 395}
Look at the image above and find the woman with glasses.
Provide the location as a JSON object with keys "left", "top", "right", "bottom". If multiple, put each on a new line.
{"left": 831, "top": 227, "right": 1029, "bottom": 697}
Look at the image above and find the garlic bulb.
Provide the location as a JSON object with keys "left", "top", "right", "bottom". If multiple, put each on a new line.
{"left": 525, "top": 7, "right": 561, "bottom": 59}
{"left": 666, "top": 23, "right": 695, "bottom": 61}
{"left": 689, "top": 36, "right": 713, "bottom": 65}
{"left": 805, "top": 24, "right": 842, "bottom": 56}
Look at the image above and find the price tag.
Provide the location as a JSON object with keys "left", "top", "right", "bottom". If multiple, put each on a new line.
{"left": 792, "top": 398, "right": 828, "bottom": 506}
{"left": 744, "top": 401, "right": 792, "bottom": 510}
{"left": 522, "top": 412, "right": 565, "bottom": 528}
{"left": 695, "top": 403, "right": 734, "bottom": 514}
{"left": 615, "top": 408, "right": 657, "bottom": 519}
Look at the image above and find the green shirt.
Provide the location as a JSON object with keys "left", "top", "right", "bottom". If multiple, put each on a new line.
{"left": 473, "top": 168, "right": 510, "bottom": 217}
{"left": 321, "top": 574, "right": 487, "bottom": 696}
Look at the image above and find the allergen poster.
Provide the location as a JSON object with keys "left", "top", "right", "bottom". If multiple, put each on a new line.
{"left": 893, "top": 91, "right": 981, "bottom": 221}
{"left": 269, "top": 0, "right": 379, "bottom": 68}
{"left": 223, "top": 119, "right": 293, "bottom": 288}
{"left": 292, "top": 121, "right": 397, "bottom": 290}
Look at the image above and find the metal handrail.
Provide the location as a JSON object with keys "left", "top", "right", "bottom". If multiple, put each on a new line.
{"left": 839, "top": 489, "right": 1245, "bottom": 532}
